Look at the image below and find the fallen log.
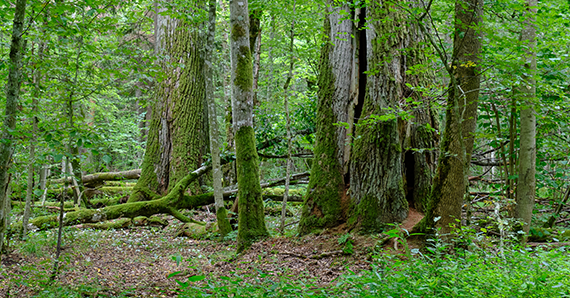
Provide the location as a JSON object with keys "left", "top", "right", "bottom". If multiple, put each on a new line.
{"left": 27, "top": 166, "right": 307, "bottom": 229}
{"left": 30, "top": 166, "right": 211, "bottom": 229}
{"left": 51, "top": 169, "right": 141, "bottom": 188}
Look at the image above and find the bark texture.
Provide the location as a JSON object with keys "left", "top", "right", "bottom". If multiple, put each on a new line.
{"left": 298, "top": 2, "right": 356, "bottom": 235}
{"left": 422, "top": 0, "right": 483, "bottom": 235}
{"left": 230, "top": 0, "right": 268, "bottom": 252}
{"left": 129, "top": 2, "right": 207, "bottom": 203}
{"left": 1, "top": 0, "right": 27, "bottom": 253}
{"left": 349, "top": 2, "right": 411, "bottom": 232}
{"left": 515, "top": 0, "right": 537, "bottom": 234}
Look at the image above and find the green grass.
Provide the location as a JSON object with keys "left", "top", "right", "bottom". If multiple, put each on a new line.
{"left": 176, "top": 246, "right": 570, "bottom": 297}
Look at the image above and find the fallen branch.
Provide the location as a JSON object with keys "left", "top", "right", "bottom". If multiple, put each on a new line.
{"left": 527, "top": 242, "right": 570, "bottom": 248}
{"left": 281, "top": 250, "right": 344, "bottom": 259}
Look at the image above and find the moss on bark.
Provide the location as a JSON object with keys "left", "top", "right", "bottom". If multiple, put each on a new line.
{"left": 235, "top": 126, "right": 268, "bottom": 251}
{"left": 129, "top": 5, "right": 206, "bottom": 203}
{"left": 297, "top": 15, "right": 345, "bottom": 235}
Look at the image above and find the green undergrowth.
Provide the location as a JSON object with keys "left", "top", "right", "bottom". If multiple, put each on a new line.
{"left": 175, "top": 246, "right": 570, "bottom": 297}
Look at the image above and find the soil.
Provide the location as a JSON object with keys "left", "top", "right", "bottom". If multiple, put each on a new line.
{"left": 0, "top": 207, "right": 423, "bottom": 297}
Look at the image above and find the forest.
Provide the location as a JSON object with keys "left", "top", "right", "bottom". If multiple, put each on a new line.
{"left": 1, "top": 0, "right": 570, "bottom": 296}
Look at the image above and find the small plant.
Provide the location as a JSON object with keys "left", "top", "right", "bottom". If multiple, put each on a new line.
{"left": 338, "top": 233, "right": 354, "bottom": 255}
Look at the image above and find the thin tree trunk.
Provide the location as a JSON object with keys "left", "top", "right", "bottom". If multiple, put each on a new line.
{"left": 515, "top": 0, "right": 537, "bottom": 235}
{"left": 205, "top": 0, "right": 231, "bottom": 236}
{"left": 422, "top": 0, "right": 483, "bottom": 236}
{"left": 230, "top": 0, "right": 268, "bottom": 252}
{"left": 40, "top": 166, "right": 49, "bottom": 206}
{"left": 281, "top": 1, "right": 296, "bottom": 234}
{"left": 0, "top": 0, "right": 27, "bottom": 254}
{"left": 250, "top": 9, "right": 262, "bottom": 106}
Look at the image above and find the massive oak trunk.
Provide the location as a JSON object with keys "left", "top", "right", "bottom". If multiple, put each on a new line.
{"left": 230, "top": 0, "right": 269, "bottom": 252}
{"left": 349, "top": 1, "right": 437, "bottom": 232}
{"left": 129, "top": 2, "right": 207, "bottom": 203}
{"left": 299, "top": 1, "right": 437, "bottom": 235}
{"left": 298, "top": 2, "right": 356, "bottom": 235}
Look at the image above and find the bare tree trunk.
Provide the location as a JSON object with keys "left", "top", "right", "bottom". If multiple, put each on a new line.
{"left": 0, "top": 0, "right": 27, "bottom": 253}
{"left": 230, "top": 0, "right": 269, "bottom": 252}
{"left": 205, "top": 0, "right": 231, "bottom": 236}
{"left": 281, "top": 1, "right": 296, "bottom": 234}
{"left": 515, "top": 0, "right": 537, "bottom": 235}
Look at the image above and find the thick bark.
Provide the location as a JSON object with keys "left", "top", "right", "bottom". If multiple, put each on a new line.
{"left": 515, "top": 0, "right": 537, "bottom": 234}
{"left": 349, "top": 3, "right": 410, "bottom": 232}
{"left": 1, "top": 0, "right": 27, "bottom": 253}
{"left": 205, "top": 0, "right": 231, "bottom": 236}
{"left": 298, "top": 2, "right": 356, "bottom": 235}
{"left": 230, "top": 0, "right": 269, "bottom": 252}
{"left": 129, "top": 2, "right": 207, "bottom": 202}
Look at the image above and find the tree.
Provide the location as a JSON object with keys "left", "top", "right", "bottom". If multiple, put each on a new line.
{"left": 515, "top": 0, "right": 537, "bottom": 235}
{"left": 229, "top": 0, "right": 269, "bottom": 252}
{"left": 128, "top": 1, "right": 208, "bottom": 203}
{"left": 205, "top": 0, "right": 231, "bottom": 236}
{"left": 421, "top": 0, "right": 483, "bottom": 235}
{"left": 0, "top": 0, "right": 27, "bottom": 253}
{"left": 299, "top": 1, "right": 437, "bottom": 235}
{"left": 349, "top": 0, "right": 438, "bottom": 233}
{"left": 297, "top": 1, "right": 355, "bottom": 235}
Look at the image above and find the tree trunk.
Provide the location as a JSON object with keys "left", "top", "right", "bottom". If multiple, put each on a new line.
{"left": 129, "top": 1, "right": 207, "bottom": 203}
{"left": 249, "top": 9, "right": 262, "bottom": 106}
{"left": 515, "top": 0, "right": 537, "bottom": 235}
{"left": 205, "top": 0, "right": 231, "bottom": 236}
{"left": 349, "top": 2, "right": 412, "bottom": 232}
{"left": 0, "top": 0, "right": 27, "bottom": 253}
{"left": 281, "top": 1, "right": 296, "bottom": 233}
{"left": 298, "top": 2, "right": 356, "bottom": 235}
{"left": 422, "top": 0, "right": 483, "bottom": 235}
{"left": 230, "top": 0, "right": 269, "bottom": 252}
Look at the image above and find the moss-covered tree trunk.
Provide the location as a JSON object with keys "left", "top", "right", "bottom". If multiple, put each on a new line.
{"left": 515, "top": 0, "right": 537, "bottom": 234}
{"left": 1, "top": 0, "right": 26, "bottom": 253}
{"left": 422, "top": 0, "right": 483, "bottom": 235}
{"left": 230, "top": 0, "right": 269, "bottom": 252}
{"left": 129, "top": 2, "right": 207, "bottom": 203}
{"left": 298, "top": 2, "right": 357, "bottom": 235}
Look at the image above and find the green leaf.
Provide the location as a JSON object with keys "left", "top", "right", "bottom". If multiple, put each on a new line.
{"left": 187, "top": 275, "right": 206, "bottom": 282}
{"left": 102, "top": 155, "right": 112, "bottom": 164}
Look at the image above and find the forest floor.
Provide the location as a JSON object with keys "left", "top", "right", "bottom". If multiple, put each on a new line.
{"left": 0, "top": 205, "right": 424, "bottom": 297}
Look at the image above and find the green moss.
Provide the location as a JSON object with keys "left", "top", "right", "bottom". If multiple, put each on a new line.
{"left": 235, "top": 126, "right": 269, "bottom": 252}
{"left": 232, "top": 24, "right": 247, "bottom": 39}
{"left": 235, "top": 46, "right": 253, "bottom": 91}
{"left": 297, "top": 15, "right": 345, "bottom": 236}
{"left": 216, "top": 207, "right": 232, "bottom": 237}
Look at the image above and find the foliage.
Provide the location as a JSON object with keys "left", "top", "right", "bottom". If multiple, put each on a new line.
{"left": 172, "top": 246, "right": 570, "bottom": 297}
